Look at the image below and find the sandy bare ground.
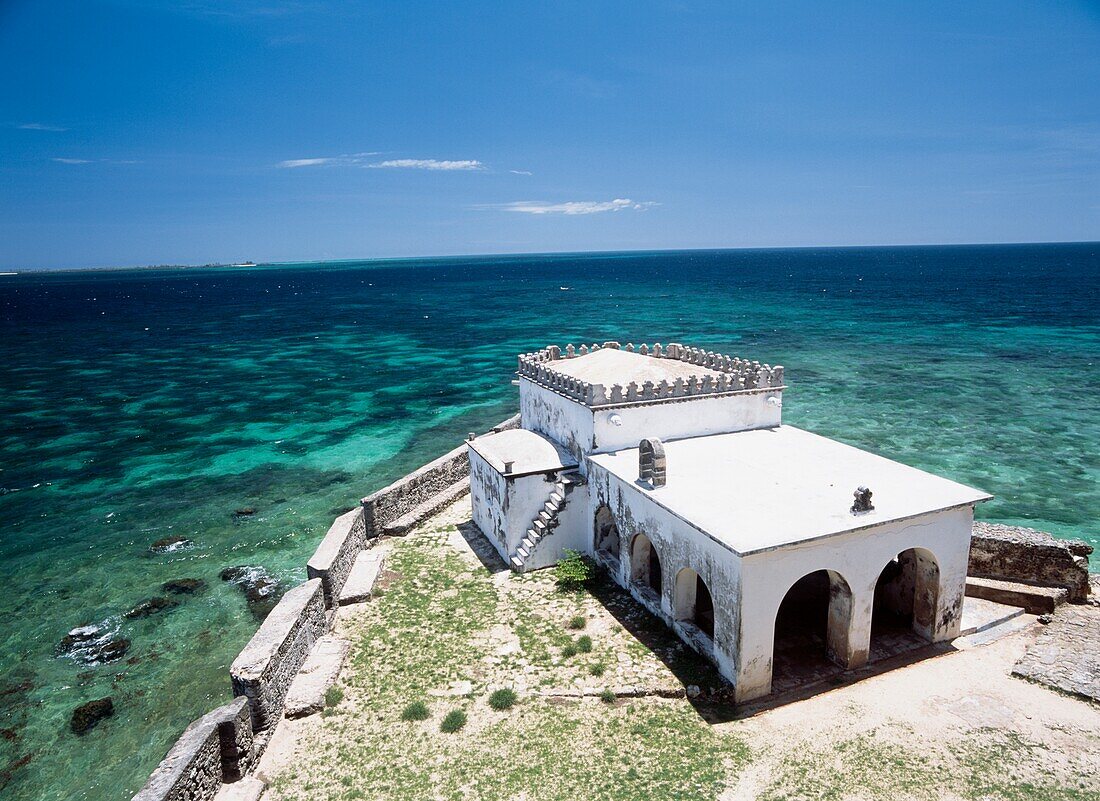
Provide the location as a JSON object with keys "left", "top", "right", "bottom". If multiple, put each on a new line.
{"left": 256, "top": 500, "right": 1100, "bottom": 801}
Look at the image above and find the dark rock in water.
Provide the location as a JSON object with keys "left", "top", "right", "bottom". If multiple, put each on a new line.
{"left": 57, "top": 625, "right": 130, "bottom": 664}
{"left": 57, "top": 625, "right": 102, "bottom": 656}
{"left": 123, "top": 596, "right": 179, "bottom": 619}
{"left": 0, "top": 727, "right": 16, "bottom": 741}
{"left": 70, "top": 698, "right": 113, "bottom": 735}
{"left": 220, "top": 565, "right": 284, "bottom": 619}
{"left": 161, "top": 578, "right": 207, "bottom": 595}
{"left": 219, "top": 566, "right": 249, "bottom": 582}
{"left": 96, "top": 638, "right": 131, "bottom": 663}
{"left": 149, "top": 535, "right": 193, "bottom": 554}
{"left": 233, "top": 507, "right": 256, "bottom": 517}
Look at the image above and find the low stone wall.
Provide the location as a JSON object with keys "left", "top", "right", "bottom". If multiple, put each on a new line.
{"left": 970, "top": 522, "right": 1092, "bottom": 603}
{"left": 361, "top": 414, "right": 520, "bottom": 537}
{"left": 307, "top": 507, "right": 367, "bottom": 609}
{"left": 130, "top": 696, "right": 253, "bottom": 801}
{"left": 135, "top": 414, "right": 522, "bottom": 800}
{"left": 230, "top": 578, "right": 326, "bottom": 733}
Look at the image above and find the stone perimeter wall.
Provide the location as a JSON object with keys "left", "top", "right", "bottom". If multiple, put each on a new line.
{"left": 969, "top": 521, "right": 1093, "bottom": 603}
{"left": 130, "top": 414, "right": 520, "bottom": 801}
{"left": 131, "top": 697, "right": 253, "bottom": 801}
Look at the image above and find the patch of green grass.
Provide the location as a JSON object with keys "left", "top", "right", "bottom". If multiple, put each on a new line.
{"left": 575, "top": 635, "right": 593, "bottom": 653}
{"left": 567, "top": 614, "right": 587, "bottom": 630}
{"left": 325, "top": 686, "right": 344, "bottom": 708}
{"left": 488, "top": 688, "right": 518, "bottom": 710}
{"left": 561, "top": 643, "right": 578, "bottom": 659}
{"left": 399, "top": 701, "right": 429, "bottom": 721}
{"left": 440, "top": 709, "right": 467, "bottom": 733}
{"left": 588, "top": 662, "right": 605, "bottom": 677}
{"left": 598, "top": 689, "right": 616, "bottom": 704}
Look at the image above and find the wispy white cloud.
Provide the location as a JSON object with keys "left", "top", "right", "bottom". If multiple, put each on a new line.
{"left": 51, "top": 157, "right": 139, "bottom": 165}
{"left": 509, "top": 169, "right": 533, "bottom": 176}
{"left": 487, "top": 198, "right": 655, "bottom": 215}
{"left": 275, "top": 153, "right": 481, "bottom": 170}
{"left": 20, "top": 123, "right": 68, "bottom": 132}
{"left": 367, "top": 158, "right": 484, "bottom": 171}
{"left": 277, "top": 157, "right": 338, "bottom": 168}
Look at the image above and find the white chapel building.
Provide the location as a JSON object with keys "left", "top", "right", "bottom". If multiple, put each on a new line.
{"left": 467, "top": 342, "right": 991, "bottom": 702}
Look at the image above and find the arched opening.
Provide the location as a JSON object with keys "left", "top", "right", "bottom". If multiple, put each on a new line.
{"left": 872, "top": 548, "right": 941, "bottom": 651}
{"left": 630, "top": 533, "right": 663, "bottom": 597}
{"left": 771, "top": 570, "right": 854, "bottom": 691}
{"left": 674, "top": 568, "right": 715, "bottom": 639}
{"left": 593, "top": 505, "right": 620, "bottom": 563}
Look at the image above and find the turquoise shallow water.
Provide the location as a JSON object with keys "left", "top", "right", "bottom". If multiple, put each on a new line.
{"left": 0, "top": 244, "right": 1098, "bottom": 799}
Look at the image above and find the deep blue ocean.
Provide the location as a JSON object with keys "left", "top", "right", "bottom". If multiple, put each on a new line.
{"left": 1, "top": 244, "right": 1098, "bottom": 800}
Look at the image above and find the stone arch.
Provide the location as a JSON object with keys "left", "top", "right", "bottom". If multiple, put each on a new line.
{"left": 674, "top": 567, "right": 715, "bottom": 639}
{"left": 872, "top": 547, "right": 941, "bottom": 642}
{"left": 771, "top": 569, "right": 855, "bottom": 688}
{"left": 593, "top": 505, "right": 621, "bottom": 563}
{"left": 630, "top": 533, "right": 663, "bottom": 597}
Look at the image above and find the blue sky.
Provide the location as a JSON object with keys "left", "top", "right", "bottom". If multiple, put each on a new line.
{"left": 1, "top": 1, "right": 1099, "bottom": 269}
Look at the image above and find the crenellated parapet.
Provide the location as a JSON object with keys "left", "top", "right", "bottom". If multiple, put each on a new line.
{"left": 516, "top": 341, "right": 785, "bottom": 407}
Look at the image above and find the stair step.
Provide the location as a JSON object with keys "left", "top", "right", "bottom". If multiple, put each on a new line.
{"left": 550, "top": 493, "right": 564, "bottom": 504}
{"left": 538, "top": 511, "right": 552, "bottom": 523}
{"left": 510, "top": 556, "right": 524, "bottom": 571}
{"left": 965, "top": 576, "right": 1068, "bottom": 614}
{"left": 533, "top": 519, "right": 547, "bottom": 532}
{"left": 517, "top": 546, "right": 530, "bottom": 558}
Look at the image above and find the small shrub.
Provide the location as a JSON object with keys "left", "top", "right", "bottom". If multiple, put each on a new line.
{"left": 567, "top": 614, "right": 587, "bottom": 630}
{"left": 324, "top": 686, "right": 344, "bottom": 708}
{"left": 440, "top": 709, "right": 467, "bottom": 733}
{"left": 554, "top": 550, "right": 595, "bottom": 591}
{"left": 561, "top": 643, "right": 578, "bottom": 659}
{"left": 576, "top": 635, "right": 593, "bottom": 653}
{"left": 589, "top": 662, "right": 606, "bottom": 677}
{"left": 488, "top": 688, "right": 518, "bottom": 710}
{"left": 400, "top": 700, "right": 429, "bottom": 721}
{"left": 599, "top": 689, "right": 616, "bottom": 704}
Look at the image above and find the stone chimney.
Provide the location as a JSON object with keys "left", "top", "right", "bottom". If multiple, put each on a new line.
{"left": 639, "top": 438, "right": 666, "bottom": 488}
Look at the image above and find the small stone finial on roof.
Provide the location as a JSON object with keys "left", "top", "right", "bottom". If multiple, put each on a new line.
{"left": 503, "top": 460, "right": 514, "bottom": 475}
{"left": 639, "top": 438, "right": 667, "bottom": 488}
{"left": 851, "top": 486, "right": 874, "bottom": 514}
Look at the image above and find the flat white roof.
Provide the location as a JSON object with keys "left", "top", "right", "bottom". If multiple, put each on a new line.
{"left": 546, "top": 348, "right": 721, "bottom": 386}
{"left": 587, "top": 425, "right": 991, "bottom": 555}
{"left": 468, "top": 428, "right": 578, "bottom": 476}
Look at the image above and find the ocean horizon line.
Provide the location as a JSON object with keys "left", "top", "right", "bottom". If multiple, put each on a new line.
{"left": 6, "top": 239, "right": 1099, "bottom": 275}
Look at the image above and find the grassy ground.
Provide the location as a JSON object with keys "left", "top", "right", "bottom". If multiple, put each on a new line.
{"left": 264, "top": 504, "right": 1100, "bottom": 801}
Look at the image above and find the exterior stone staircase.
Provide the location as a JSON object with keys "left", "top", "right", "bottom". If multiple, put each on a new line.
{"left": 510, "top": 472, "right": 581, "bottom": 572}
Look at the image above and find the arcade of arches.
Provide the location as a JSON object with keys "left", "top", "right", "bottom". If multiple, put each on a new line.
{"left": 770, "top": 548, "right": 943, "bottom": 694}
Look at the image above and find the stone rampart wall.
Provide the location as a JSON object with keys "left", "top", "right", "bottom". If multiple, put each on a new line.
{"left": 230, "top": 578, "right": 326, "bottom": 732}
{"left": 132, "top": 412, "right": 520, "bottom": 799}
{"left": 970, "top": 522, "right": 1092, "bottom": 602}
{"left": 130, "top": 697, "right": 253, "bottom": 801}
{"left": 361, "top": 414, "right": 520, "bottom": 536}
{"left": 306, "top": 507, "right": 367, "bottom": 609}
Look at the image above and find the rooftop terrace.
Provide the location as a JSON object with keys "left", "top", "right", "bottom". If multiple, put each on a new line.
{"left": 517, "top": 341, "right": 784, "bottom": 407}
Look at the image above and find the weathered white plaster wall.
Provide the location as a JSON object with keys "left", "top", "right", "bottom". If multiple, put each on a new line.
{"left": 469, "top": 444, "right": 575, "bottom": 566}
{"left": 469, "top": 447, "right": 507, "bottom": 558}
{"left": 735, "top": 505, "right": 974, "bottom": 702}
{"left": 586, "top": 461, "right": 742, "bottom": 681}
{"left": 592, "top": 391, "right": 782, "bottom": 453}
{"left": 519, "top": 379, "right": 595, "bottom": 464}
{"left": 522, "top": 483, "right": 589, "bottom": 571}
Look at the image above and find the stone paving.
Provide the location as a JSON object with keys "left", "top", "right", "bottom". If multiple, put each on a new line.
{"left": 1013, "top": 604, "right": 1100, "bottom": 703}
